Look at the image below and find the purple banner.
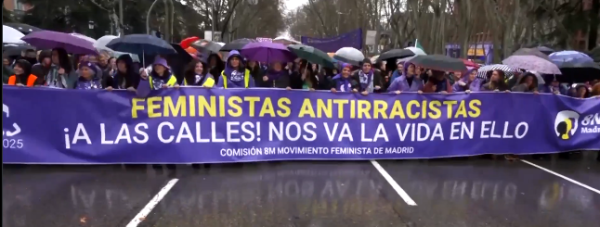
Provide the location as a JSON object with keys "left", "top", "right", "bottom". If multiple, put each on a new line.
{"left": 2, "top": 86, "right": 599, "bottom": 164}
{"left": 301, "top": 29, "right": 363, "bottom": 53}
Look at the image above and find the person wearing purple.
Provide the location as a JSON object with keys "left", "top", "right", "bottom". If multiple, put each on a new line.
{"left": 452, "top": 69, "right": 482, "bottom": 93}
{"left": 330, "top": 63, "right": 358, "bottom": 92}
{"left": 216, "top": 50, "right": 255, "bottom": 88}
{"left": 74, "top": 61, "right": 104, "bottom": 90}
{"left": 387, "top": 61, "right": 424, "bottom": 94}
{"left": 258, "top": 61, "right": 291, "bottom": 89}
{"left": 539, "top": 75, "right": 567, "bottom": 95}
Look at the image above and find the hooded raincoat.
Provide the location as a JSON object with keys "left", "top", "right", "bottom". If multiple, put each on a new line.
{"left": 387, "top": 61, "right": 423, "bottom": 92}
{"left": 216, "top": 50, "right": 255, "bottom": 88}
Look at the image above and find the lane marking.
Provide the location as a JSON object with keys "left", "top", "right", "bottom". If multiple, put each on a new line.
{"left": 370, "top": 160, "right": 417, "bottom": 206}
{"left": 126, "top": 179, "right": 179, "bottom": 227}
{"left": 521, "top": 160, "right": 600, "bottom": 195}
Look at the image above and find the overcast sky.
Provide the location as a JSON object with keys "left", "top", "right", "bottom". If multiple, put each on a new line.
{"left": 283, "top": 0, "right": 308, "bottom": 13}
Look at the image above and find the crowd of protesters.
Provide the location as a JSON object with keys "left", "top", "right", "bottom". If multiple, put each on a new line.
{"left": 4, "top": 47, "right": 600, "bottom": 99}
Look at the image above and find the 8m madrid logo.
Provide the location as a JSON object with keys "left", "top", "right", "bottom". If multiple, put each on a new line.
{"left": 3, "top": 104, "right": 24, "bottom": 149}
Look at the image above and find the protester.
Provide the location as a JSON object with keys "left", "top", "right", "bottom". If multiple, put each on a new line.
{"left": 422, "top": 70, "right": 452, "bottom": 93}
{"left": 3, "top": 55, "right": 14, "bottom": 84}
{"left": 390, "top": 61, "right": 404, "bottom": 81}
{"left": 247, "top": 60, "right": 264, "bottom": 82}
{"left": 387, "top": 62, "right": 424, "bottom": 93}
{"left": 181, "top": 59, "right": 215, "bottom": 87}
{"left": 572, "top": 84, "right": 591, "bottom": 98}
{"left": 330, "top": 63, "right": 358, "bottom": 92}
{"left": 539, "top": 75, "right": 567, "bottom": 95}
{"left": 105, "top": 54, "right": 139, "bottom": 90}
{"left": 297, "top": 65, "right": 318, "bottom": 90}
{"left": 46, "top": 48, "right": 77, "bottom": 88}
{"left": 106, "top": 57, "right": 117, "bottom": 76}
{"left": 31, "top": 50, "right": 52, "bottom": 79}
{"left": 353, "top": 59, "right": 383, "bottom": 94}
{"left": 21, "top": 49, "right": 38, "bottom": 65}
{"left": 6, "top": 59, "right": 42, "bottom": 87}
{"left": 216, "top": 50, "right": 255, "bottom": 88}
{"left": 75, "top": 61, "right": 105, "bottom": 89}
{"left": 206, "top": 53, "right": 224, "bottom": 84}
{"left": 143, "top": 57, "right": 177, "bottom": 90}
{"left": 481, "top": 70, "right": 509, "bottom": 91}
{"left": 259, "top": 61, "right": 291, "bottom": 89}
{"left": 511, "top": 72, "right": 539, "bottom": 93}
{"left": 452, "top": 69, "right": 481, "bottom": 92}
{"left": 592, "top": 83, "right": 600, "bottom": 97}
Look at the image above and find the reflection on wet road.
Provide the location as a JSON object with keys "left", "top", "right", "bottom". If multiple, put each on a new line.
{"left": 3, "top": 156, "right": 600, "bottom": 227}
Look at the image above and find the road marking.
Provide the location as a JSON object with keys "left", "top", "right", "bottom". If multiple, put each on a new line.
{"left": 370, "top": 160, "right": 417, "bottom": 206}
{"left": 126, "top": 179, "right": 179, "bottom": 227}
{"left": 521, "top": 160, "right": 600, "bottom": 195}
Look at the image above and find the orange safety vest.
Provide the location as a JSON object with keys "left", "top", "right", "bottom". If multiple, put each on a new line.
{"left": 7, "top": 74, "right": 38, "bottom": 87}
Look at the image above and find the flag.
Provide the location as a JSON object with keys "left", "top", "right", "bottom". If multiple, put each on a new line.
{"left": 415, "top": 39, "right": 424, "bottom": 51}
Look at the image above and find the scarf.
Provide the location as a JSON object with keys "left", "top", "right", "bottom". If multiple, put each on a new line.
{"left": 358, "top": 70, "right": 373, "bottom": 92}
{"left": 76, "top": 78, "right": 102, "bottom": 90}
{"left": 46, "top": 65, "right": 69, "bottom": 88}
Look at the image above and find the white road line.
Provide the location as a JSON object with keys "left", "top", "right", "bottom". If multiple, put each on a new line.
{"left": 126, "top": 179, "right": 179, "bottom": 227}
{"left": 370, "top": 160, "right": 417, "bottom": 206}
{"left": 521, "top": 160, "right": 600, "bottom": 195}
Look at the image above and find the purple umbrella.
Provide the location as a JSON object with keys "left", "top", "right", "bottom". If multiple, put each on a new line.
{"left": 502, "top": 55, "right": 562, "bottom": 75}
{"left": 239, "top": 42, "right": 296, "bottom": 63}
{"left": 21, "top": 30, "right": 97, "bottom": 55}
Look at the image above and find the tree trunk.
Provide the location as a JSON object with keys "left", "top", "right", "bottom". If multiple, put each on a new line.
{"left": 588, "top": 0, "right": 599, "bottom": 50}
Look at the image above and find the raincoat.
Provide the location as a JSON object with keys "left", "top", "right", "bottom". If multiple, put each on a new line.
{"left": 387, "top": 62, "right": 423, "bottom": 92}
{"left": 216, "top": 50, "right": 255, "bottom": 88}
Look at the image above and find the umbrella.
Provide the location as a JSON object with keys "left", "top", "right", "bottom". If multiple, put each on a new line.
{"left": 191, "top": 40, "right": 222, "bottom": 53}
{"left": 502, "top": 55, "right": 561, "bottom": 75}
{"left": 556, "top": 61, "right": 600, "bottom": 83}
{"left": 71, "top": 33, "right": 97, "bottom": 44}
{"left": 106, "top": 34, "right": 176, "bottom": 56}
{"left": 3, "top": 25, "right": 25, "bottom": 44}
{"left": 240, "top": 42, "right": 296, "bottom": 63}
{"left": 3, "top": 43, "right": 35, "bottom": 56}
{"left": 378, "top": 49, "right": 414, "bottom": 62}
{"left": 4, "top": 23, "right": 41, "bottom": 35}
{"left": 461, "top": 59, "right": 479, "bottom": 69}
{"left": 408, "top": 55, "right": 467, "bottom": 72}
{"left": 21, "top": 30, "right": 97, "bottom": 54}
{"left": 333, "top": 47, "right": 365, "bottom": 66}
{"left": 220, "top": 38, "right": 257, "bottom": 52}
{"left": 95, "top": 35, "right": 119, "bottom": 51}
{"left": 404, "top": 47, "right": 426, "bottom": 56}
{"left": 535, "top": 46, "right": 555, "bottom": 55}
{"left": 476, "top": 64, "right": 515, "bottom": 80}
{"left": 549, "top": 50, "right": 594, "bottom": 64}
{"left": 180, "top": 36, "right": 200, "bottom": 49}
{"left": 370, "top": 55, "right": 379, "bottom": 63}
{"left": 511, "top": 48, "right": 550, "bottom": 60}
{"left": 287, "top": 44, "right": 334, "bottom": 68}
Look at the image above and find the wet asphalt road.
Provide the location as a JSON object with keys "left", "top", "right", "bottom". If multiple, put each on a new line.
{"left": 3, "top": 154, "right": 599, "bottom": 227}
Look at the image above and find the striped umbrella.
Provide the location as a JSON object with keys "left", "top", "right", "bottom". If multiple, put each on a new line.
{"left": 477, "top": 64, "right": 515, "bottom": 79}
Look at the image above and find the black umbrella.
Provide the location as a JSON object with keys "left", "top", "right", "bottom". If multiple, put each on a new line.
{"left": 191, "top": 40, "right": 222, "bottom": 53}
{"left": 106, "top": 34, "right": 176, "bottom": 56}
{"left": 535, "top": 46, "right": 555, "bottom": 55}
{"left": 378, "top": 49, "right": 415, "bottom": 62}
{"left": 220, "top": 38, "right": 257, "bottom": 52}
{"left": 557, "top": 61, "right": 600, "bottom": 83}
{"left": 4, "top": 23, "right": 42, "bottom": 35}
{"left": 3, "top": 43, "right": 35, "bottom": 56}
{"left": 167, "top": 43, "right": 194, "bottom": 84}
{"left": 408, "top": 55, "right": 467, "bottom": 72}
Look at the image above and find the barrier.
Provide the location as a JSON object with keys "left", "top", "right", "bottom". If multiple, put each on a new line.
{"left": 2, "top": 86, "right": 599, "bottom": 164}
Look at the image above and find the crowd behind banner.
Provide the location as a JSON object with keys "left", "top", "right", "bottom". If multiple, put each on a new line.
{"left": 2, "top": 45, "right": 600, "bottom": 164}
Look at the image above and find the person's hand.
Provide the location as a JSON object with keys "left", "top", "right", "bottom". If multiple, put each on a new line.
{"left": 309, "top": 88, "right": 315, "bottom": 91}
{"left": 361, "top": 91, "right": 368, "bottom": 96}
{"left": 330, "top": 88, "right": 337, "bottom": 93}
{"left": 263, "top": 76, "right": 269, "bottom": 82}
{"left": 161, "top": 84, "right": 168, "bottom": 88}
{"left": 533, "top": 91, "right": 539, "bottom": 95}
{"left": 352, "top": 89, "right": 358, "bottom": 93}
{"left": 465, "top": 90, "right": 471, "bottom": 94}
{"left": 126, "top": 87, "right": 136, "bottom": 92}
{"left": 16, "top": 83, "right": 24, "bottom": 87}
{"left": 140, "top": 70, "right": 148, "bottom": 80}
{"left": 494, "top": 89, "right": 500, "bottom": 92}
{"left": 174, "top": 84, "right": 180, "bottom": 89}
{"left": 394, "top": 90, "right": 401, "bottom": 95}
{"left": 58, "top": 68, "right": 65, "bottom": 74}
{"left": 105, "top": 86, "right": 113, "bottom": 91}
{"left": 439, "top": 91, "right": 448, "bottom": 94}
{"left": 286, "top": 86, "right": 291, "bottom": 90}
{"left": 505, "top": 90, "right": 511, "bottom": 93}
{"left": 553, "top": 91, "right": 560, "bottom": 95}
{"left": 374, "top": 85, "right": 381, "bottom": 90}
{"left": 417, "top": 90, "right": 423, "bottom": 94}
